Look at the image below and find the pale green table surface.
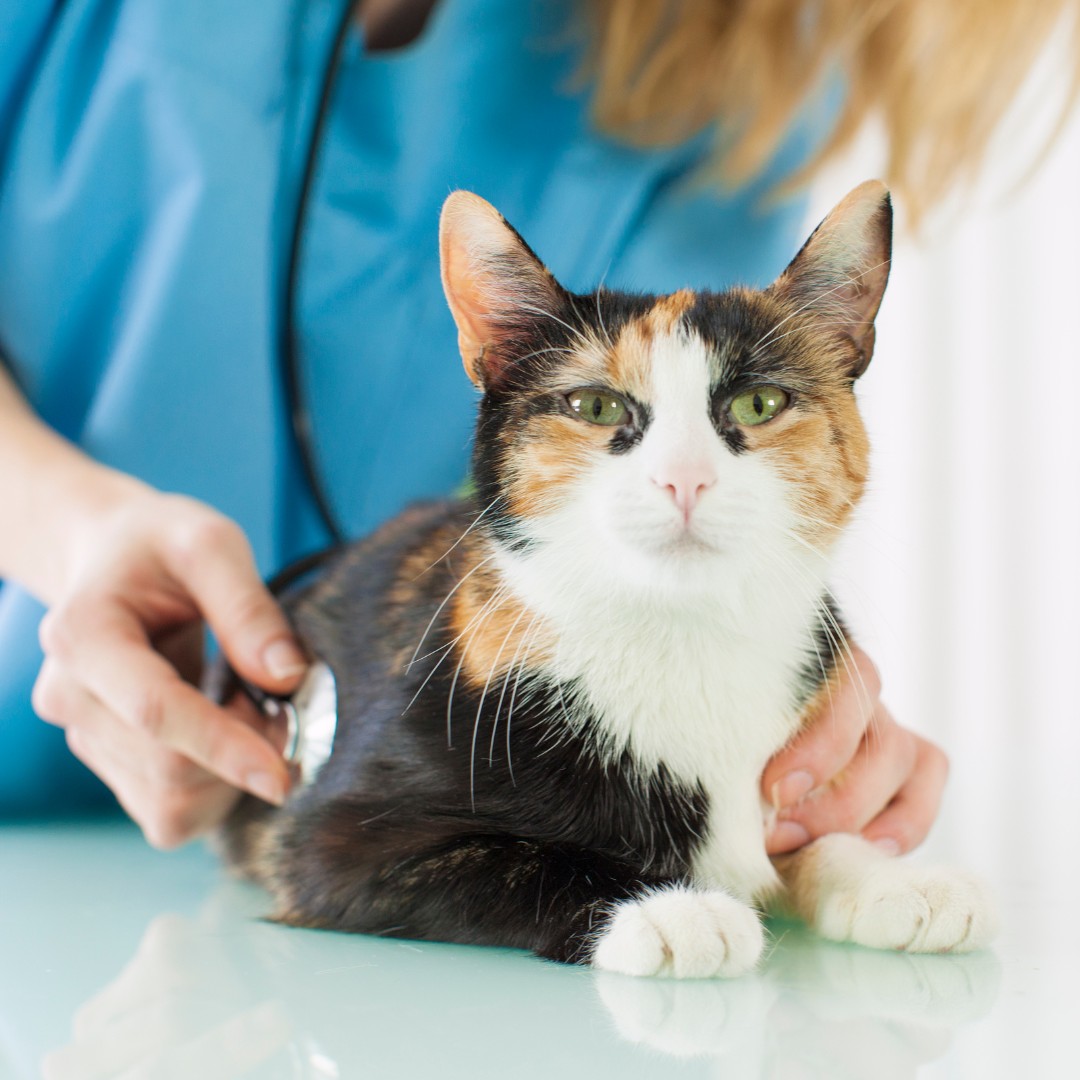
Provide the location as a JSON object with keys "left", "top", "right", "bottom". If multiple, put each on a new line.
{"left": 0, "top": 818, "right": 1071, "bottom": 1079}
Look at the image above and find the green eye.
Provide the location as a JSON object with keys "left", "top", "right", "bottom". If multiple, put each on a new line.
{"left": 566, "top": 389, "right": 630, "bottom": 427}
{"left": 729, "top": 386, "right": 790, "bottom": 426}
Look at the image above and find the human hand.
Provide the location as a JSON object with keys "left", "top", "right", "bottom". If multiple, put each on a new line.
{"left": 762, "top": 645, "right": 948, "bottom": 856}
{"left": 32, "top": 488, "right": 306, "bottom": 847}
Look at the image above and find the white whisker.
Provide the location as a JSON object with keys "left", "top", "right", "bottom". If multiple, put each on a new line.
{"left": 490, "top": 609, "right": 544, "bottom": 768}
{"left": 401, "top": 579, "right": 506, "bottom": 722}
{"left": 503, "top": 615, "right": 548, "bottom": 787}
{"left": 407, "top": 553, "right": 496, "bottom": 671}
{"left": 506, "top": 301, "right": 595, "bottom": 354}
{"left": 444, "top": 585, "right": 510, "bottom": 752}
{"left": 470, "top": 604, "right": 530, "bottom": 811}
{"left": 411, "top": 498, "right": 503, "bottom": 581}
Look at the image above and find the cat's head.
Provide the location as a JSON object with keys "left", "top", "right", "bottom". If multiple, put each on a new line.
{"left": 439, "top": 183, "right": 890, "bottom": 608}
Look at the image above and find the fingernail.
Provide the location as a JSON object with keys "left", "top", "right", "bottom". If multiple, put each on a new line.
{"left": 247, "top": 771, "right": 286, "bottom": 806}
{"left": 263, "top": 639, "right": 307, "bottom": 682}
{"left": 768, "top": 821, "right": 811, "bottom": 852}
{"left": 872, "top": 837, "right": 902, "bottom": 857}
{"left": 771, "top": 770, "right": 816, "bottom": 809}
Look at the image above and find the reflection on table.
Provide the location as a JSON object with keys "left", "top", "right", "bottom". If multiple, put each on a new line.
{"left": 41, "top": 881, "right": 1001, "bottom": 1080}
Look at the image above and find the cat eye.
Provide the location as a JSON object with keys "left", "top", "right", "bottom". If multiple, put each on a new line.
{"left": 566, "top": 389, "right": 630, "bottom": 427}
{"left": 728, "top": 386, "right": 790, "bottom": 427}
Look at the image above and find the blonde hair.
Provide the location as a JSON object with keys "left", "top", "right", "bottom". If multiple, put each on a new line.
{"left": 587, "top": 0, "right": 1080, "bottom": 218}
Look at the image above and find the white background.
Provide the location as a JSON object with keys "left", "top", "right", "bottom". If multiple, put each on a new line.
{"left": 803, "top": 38, "right": 1080, "bottom": 1077}
{"left": 805, "top": 36, "right": 1080, "bottom": 872}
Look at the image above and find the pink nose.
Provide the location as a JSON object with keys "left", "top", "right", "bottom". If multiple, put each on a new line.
{"left": 651, "top": 462, "right": 716, "bottom": 519}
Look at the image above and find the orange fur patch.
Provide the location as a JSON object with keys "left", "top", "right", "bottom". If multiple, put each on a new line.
{"left": 606, "top": 320, "right": 656, "bottom": 404}
{"left": 447, "top": 551, "right": 553, "bottom": 690}
{"left": 389, "top": 524, "right": 475, "bottom": 607}
{"left": 503, "top": 412, "right": 607, "bottom": 522}
{"left": 741, "top": 319, "right": 870, "bottom": 549}
{"left": 647, "top": 288, "right": 696, "bottom": 333}
{"left": 606, "top": 290, "right": 695, "bottom": 401}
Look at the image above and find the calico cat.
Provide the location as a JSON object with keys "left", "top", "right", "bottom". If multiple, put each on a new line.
{"left": 220, "top": 181, "right": 996, "bottom": 977}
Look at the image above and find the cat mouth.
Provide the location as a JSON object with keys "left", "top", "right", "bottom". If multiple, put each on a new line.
{"left": 610, "top": 509, "right": 739, "bottom": 561}
{"left": 654, "top": 528, "right": 724, "bottom": 558}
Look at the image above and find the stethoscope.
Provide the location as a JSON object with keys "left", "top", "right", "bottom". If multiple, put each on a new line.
{"left": 242, "top": 658, "right": 339, "bottom": 783}
{"left": 244, "top": 0, "right": 362, "bottom": 780}
{"left": 280, "top": 0, "right": 360, "bottom": 550}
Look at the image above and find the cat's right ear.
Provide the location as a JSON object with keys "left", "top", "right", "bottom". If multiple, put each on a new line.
{"left": 440, "top": 192, "right": 564, "bottom": 390}
{"left": 771, "top": 180, "right": 893, "bottom": 379}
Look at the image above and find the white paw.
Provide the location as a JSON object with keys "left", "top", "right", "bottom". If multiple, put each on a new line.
{"left": 822, "top": 864, "right": 998, "bottom": 954}
{"left": 592, "top": 887, "right": 764, "bottom": 979}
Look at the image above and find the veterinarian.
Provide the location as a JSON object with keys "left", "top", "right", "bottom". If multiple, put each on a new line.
{"left": 0, "top": 0, "right": 1065, "bottom": 847}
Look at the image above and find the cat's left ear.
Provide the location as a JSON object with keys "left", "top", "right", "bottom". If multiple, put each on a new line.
{"left": 440, "top": 191, "right": 566, "bottom": 390}
{"left": 771, "top": 180, "right": 893, "bottom": 378}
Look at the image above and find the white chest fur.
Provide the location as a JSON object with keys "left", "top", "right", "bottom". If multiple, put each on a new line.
{"left": 499, "top": 543, "right": 826, "bottom": 904}
{"left": 565, "top": 598, "right": 813, "bottom": 902}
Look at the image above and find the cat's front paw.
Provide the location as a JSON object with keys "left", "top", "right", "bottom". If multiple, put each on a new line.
{"left": 822, "top": 863, "right": 998, "bottom": 954}
{"left": 592, "top": 886, "right": 764, "bottom": 979}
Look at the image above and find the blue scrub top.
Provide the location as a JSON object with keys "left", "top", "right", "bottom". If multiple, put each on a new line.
{"left": 0, "top": 0, "right": 824, "bottom": 815}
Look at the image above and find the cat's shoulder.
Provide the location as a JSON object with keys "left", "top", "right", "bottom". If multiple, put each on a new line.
{"left": 300, "top": 498, "right": 475, "bottom": 597}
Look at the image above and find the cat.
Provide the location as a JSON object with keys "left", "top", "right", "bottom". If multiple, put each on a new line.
{"left": 219, "top": 181, "right": 996, "bottom": 977}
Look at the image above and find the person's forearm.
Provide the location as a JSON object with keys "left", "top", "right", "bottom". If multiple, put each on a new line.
{"left": 0, "top": 362, "right": 145, "bottom": 604}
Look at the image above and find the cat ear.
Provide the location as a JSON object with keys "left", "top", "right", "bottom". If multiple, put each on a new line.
{"left": 771, "top": 180, "right": 893, "bottom": 378}
{"left": 440, "top": 191, "right": 565, "bottom": 389}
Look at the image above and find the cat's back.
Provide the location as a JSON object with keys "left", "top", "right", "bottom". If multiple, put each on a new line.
{"left": 286, "top": 498, "right": 475, "bottom": 674}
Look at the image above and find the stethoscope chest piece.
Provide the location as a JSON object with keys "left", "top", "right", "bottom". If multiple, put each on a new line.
{"left": 259, "top": 660, "right": 338, "bottom": 786}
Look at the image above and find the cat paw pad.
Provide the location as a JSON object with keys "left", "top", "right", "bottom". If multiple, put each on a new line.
{"left": 826, "top": 866, "right": 998, "bottom": 953}
{"left": 592, "top": 887, "right": 764, "bottom": 979}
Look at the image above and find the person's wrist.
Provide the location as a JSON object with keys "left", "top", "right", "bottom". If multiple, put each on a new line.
{"left": 0, "top": 411, "right": 152, "bottom": 604}
{"left": 45, "top": 456, "right": 153, "bottom": 601}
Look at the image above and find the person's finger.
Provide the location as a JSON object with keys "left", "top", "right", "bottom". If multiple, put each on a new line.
{"left": 221, "top": 689, "right": 290, "bottom": 755}
{"left": 38, "top": 642, "right": 282, "bottom": 763}
{"left": 761, "top": 644, "right": 881, "bottom": 809}
{"left": 860, "top": 735, "right": 949, "bottom": 855}
{"left": 40, "top": 600, "right": 289, "bottom": 804}
{"left": 36, "top": 659, "right": 205, "bottom": 786}
{"left": 766, "top": 707, "right": 917, "bottom": 853}
{"left": 154, "top": 621, "right": 206, "bottom": 686}
{"left": 31, "top": 657, "right": 82, "bottom": 729}
{"left": 160, "top": 505, "right": 307, "bottom": 692}
{"left": 66, "top": 726, "right": 241, "bottom": 848}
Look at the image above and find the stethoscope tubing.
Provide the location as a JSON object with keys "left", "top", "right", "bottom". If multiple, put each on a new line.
{"left": 278, "top": 0, "right": 359, "bottom": 548}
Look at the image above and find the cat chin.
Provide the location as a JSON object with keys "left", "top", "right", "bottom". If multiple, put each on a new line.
{"left": 606, "top": 525, "right": 762, "bottom": 579}
{"left": 590, "top": 542, "right": 763, "bottom": 607}
{"left": 644, "top": 530, "right": 733, "bottom": 560}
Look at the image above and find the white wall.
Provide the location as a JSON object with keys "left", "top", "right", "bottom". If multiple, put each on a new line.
{"left": 805, "top": 47, "right": 1080, "bottom": 883}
